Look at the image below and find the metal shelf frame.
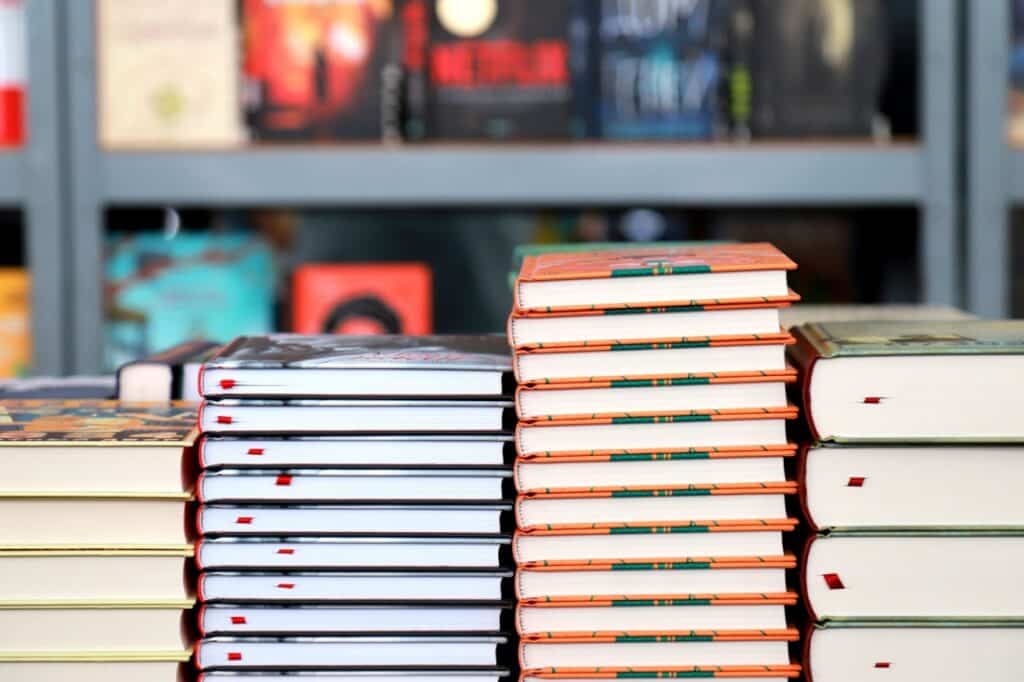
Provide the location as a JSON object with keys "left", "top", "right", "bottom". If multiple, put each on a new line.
{"left": 54, "top": 0, "right": 960, "bottom": 373}
{"left": 0, "top": 0, "right": 67, "bottom": 375}
{"left": 966, "top": 1, "right": 1013, "bottom": 317}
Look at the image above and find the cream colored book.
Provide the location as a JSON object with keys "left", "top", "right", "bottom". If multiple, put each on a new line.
{"left": 0, "top": 658, "right": 189, "bottom": 682}
{"left": 0, "top": 401, "right": 197, "bottom": 497}
{"left": 97, "top": 0, "right": 244, "bottom": 148}
{"left": 0, "top": 550, "right": 192, "bottom": 606}
{"left": 0, "top": 606, "right": 192, "bottom": 654}
{"left": 0, "top": 498, "right": 191, "bottom": 548}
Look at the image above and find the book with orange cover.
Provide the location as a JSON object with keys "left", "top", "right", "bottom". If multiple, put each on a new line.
{"left": 515, "top": 406, "right": 799, "bottom": 458}
{"left": 515, "top": 369, "right": 797, "bottom": 423}
{"left": 513, "top": 332, "right": 795, "bottom": 385}
{"left": 516, "top": 519, "right": 798, "bottom": 537}
{"left": 513, "top": 243, "right": 798, "bottom": 314}
{"left": 516, "top": 444, "right": 797, "bottom": 463}
{"left": 507, "top": 298, "right": 799, "bottom": 352}
{"left": 519, "top": 664, "right": 802, "bottom": 680}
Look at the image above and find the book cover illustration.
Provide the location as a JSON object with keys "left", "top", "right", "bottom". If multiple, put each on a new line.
{"left": 242, "top": 0, "right": 396, "bottom": 140}
{"left": 403, "top": 0, "right": 572, "bottom": 139}
{"left": 796, "top": 320, "right": 1024, "bottom": 358}
{"left": 291, "top": 263, "right": 432, "bottom": 334}
{"left": 104, "top": 231, "right": 275, "bottom": 371}
{"left": 517, "top": 243, "right": 796, "bottom": 282}
{"left": 208, "top": 334, "right": 511, "bottom": 370}
{"left": 573, "top": 0, "right": 730, "bottom": 139}
{"left": 0, "top": 401, "right": 196, "bottom": 444}
{"left": 97, "top": 0, "right": 243, "bottom": 148}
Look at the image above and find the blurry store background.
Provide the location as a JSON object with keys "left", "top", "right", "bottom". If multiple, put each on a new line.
{"left": 0, "top": 0, "right": 1017, "bottom": 376}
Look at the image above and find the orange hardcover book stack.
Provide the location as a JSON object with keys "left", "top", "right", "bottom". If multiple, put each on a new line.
{"left": 506, "top": 243, "right": 803, "bottom": 680}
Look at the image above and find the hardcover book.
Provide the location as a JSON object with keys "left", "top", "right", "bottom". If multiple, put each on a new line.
{"left": 790, "top": 320, "right": 1024, "bottom": 442}
{"left": 513, "top": 331, "right": 794, "bottom": 384}
{"left": 513, "top": 242, "right": 798, "bottom": 314}
{"left": 0, "top": 401, "right": 197, "bottom": 497}
{"left": 201, "top": 334, "right": 512, "bottom": 398}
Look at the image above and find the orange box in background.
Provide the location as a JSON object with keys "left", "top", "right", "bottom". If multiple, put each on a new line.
{"left": 292, "top": 263, "right": 432, "bottom": 334}
{"left": 0, "top": 268, "right": 30, "bottom": 376}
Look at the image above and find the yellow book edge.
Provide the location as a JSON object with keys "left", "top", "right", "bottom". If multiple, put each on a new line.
{"left": 0, "top": 491, "right": 193, "bottom": 500}
{"left": 0, "top": 600, "right": 195, "bottom": 609}
{"left": 0, "top": 649, "right": 193, "bottom": 662}
{"left": 0, "top": 545, "right": 194, "bottom": 556}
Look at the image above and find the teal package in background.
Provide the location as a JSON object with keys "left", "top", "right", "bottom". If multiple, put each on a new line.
{"left": 105, "top": 231, "right": 275, "bottom": 370}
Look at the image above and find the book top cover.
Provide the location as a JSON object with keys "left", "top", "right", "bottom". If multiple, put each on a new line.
{"left": 797, "top": 320, "right": 1024, "bottom": 358}
{"left": 0, "top": 401, "right": 197, "bottom": 445}
{"left": 518, "top": 242, "right": 796, "bottom": 282}
{"left": 207, "top": 335, "right": 511, "bottom": 371}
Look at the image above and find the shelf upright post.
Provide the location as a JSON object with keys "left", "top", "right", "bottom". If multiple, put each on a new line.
{"left": 920, "top": 0, "right": 960, "bottom": 307}
{"left": 22, "top": 0, "right": 66, "bottom": 374}
{"left": 64, "top": 0, "right": 105, "bottom": 373}
{"left": 966, "top": 0, "right": 1011, "bottom": 316}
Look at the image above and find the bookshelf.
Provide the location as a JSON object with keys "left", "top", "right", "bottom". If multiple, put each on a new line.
{"left": 43, "top": 0, "right": 961, "bottom": 372}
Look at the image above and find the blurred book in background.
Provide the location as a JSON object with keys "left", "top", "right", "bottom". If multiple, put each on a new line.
{"left": 402, "top": 0, "right": 572, "bottom": 140}
{"left": 292, "top": 263, "right": 432, "bottom": 334}
{"left": 242, "top": 0, "right": 396, "bottom": 141}
{"left": 0, "top": 0, "right": 24, "bottom": 147}
{"left": 571, "top": 0, "right": 729, "bottom": 140}
{"left": 97, "top": 0, "right": 244, "bottom": 148}
{"left": 1011, "top": 0, "right": 1024, "bottom": 146}
{"left": 104, "top": 231, "right": 274, "bottom": 371}
{"left": 731, "top": 0, "right": 888, "bottom": 138}
{"left": 0, "top": 267, "right": 28, "bottom": 377}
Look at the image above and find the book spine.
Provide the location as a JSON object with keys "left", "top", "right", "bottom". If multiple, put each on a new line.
{"left": 400, "top": 0, "right": 430, "bottom": 140}
{"left": 801, "top": 535, "right": 819, "bottom": 623}
{"left": 787, "top": 327, "right": 823, "bottom": 443}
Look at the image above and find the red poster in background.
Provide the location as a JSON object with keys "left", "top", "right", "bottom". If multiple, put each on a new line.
{"left": 292, "top": 263, "right": 432, "bottom": 335}
{"left": 0, "top": 0, "right": 26, "bottom": 147}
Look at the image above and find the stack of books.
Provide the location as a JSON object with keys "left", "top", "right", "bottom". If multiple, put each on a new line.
{"left": 193, "top": 335, "right": 516, "bottom": 680}
{"left": 507, "top": 244, "right": 804, "bottom": 681}
{"left": 791, "top": 320, "right": 1024, "bottom": 682}
{"left": 0, "top": 401, "right": 197, "bottom": 681}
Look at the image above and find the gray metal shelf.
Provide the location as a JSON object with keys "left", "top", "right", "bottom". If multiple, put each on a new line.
{"left": 966, "top": 0, "right": 1013, "bottom": 318}
{"left": 0, "top": 153, "right": 23, "bottom": 203}
{"left": 59, "top": 0, "right": 960, "bottom": 373}
{"left": 103, "top": 145, "right": 924, "bottom": 207}
{"left": 0, "top": 0, "right": 68, "bottom": 376}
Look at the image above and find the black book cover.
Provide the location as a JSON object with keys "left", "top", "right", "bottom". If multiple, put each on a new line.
{"left": 207, "top": 334, "right": 511, "bottom": 371}
{"left": 744, "top": 0, "right": 888, "bottom": 138}
{"left": 576, "top": 0, "right": 731, "bottom": 140}
{"left": 402, "top": 0, "right": 572, "bottom": 140}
